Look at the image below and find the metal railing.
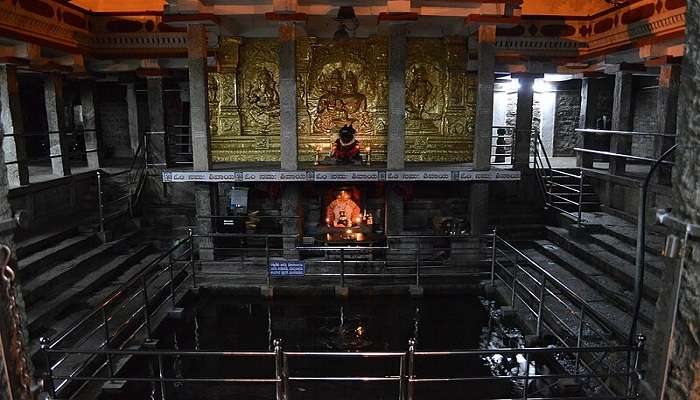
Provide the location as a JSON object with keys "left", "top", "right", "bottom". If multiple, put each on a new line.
{"left": 168, "top": 124, "right": 193, "bottom": 166}
{"left": 191, "top": 231, "right": 484, "bottom": 287}
{"left": 95, "top": 140, "right": 147, "bottom": 234}
{"left": 574, "top": 128, "right": 676, "bottom": 180}
{"left": 3, "top": 128, "right": 100, "bottom": 173}
{"left": 491, "top": 126, "right": 515, "bottom": 166}
{"left": 40, "top": 235, "right": 194, "bottom": 397}
{"left": 39, "top": 231, "right": 645, "bottom": 400}
{"left": 532, "top": 134, "right": 586, "bottom": 226}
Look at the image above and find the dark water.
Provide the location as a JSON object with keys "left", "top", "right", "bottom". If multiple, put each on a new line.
{"left": 110, "top": 293, "right": 519, "bottom": 400}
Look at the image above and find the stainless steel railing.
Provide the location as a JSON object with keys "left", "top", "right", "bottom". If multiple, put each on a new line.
{"left": 532, "top": 133, "right": 586, "bottom": 226}
{"left": 491, "top": 126, "right": 515, "bottom": 166}
{"left": 39, "top": 230, "right": 645, "bottom": 400}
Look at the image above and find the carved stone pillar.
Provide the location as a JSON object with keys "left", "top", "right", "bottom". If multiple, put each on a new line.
{"left": 44, "top": 73, "right": 71, "bottom": 176}
{"left": 146, "top": 76, "right": 166, "bottom": 167}
{"left": 0, "top": 64, "right": 29, "bottom": 186}
{"left": 387, "top": 24, "right": 407, "bottom": 170}
{"left": 655, "top": 63, "right": 680, "bottom": 184}
{"left": 79, "top": 80, "right": 101, "bottom": 169}
{"left": 577, "top": 77, "right": 598, "bottom": 168}
{"left": 279, "top": 23, "right": 298, "bottom": 171}
{"left": 610, "top": 71, "right": 633, "bottom": 175}
{"left": 188, "top": 24, "right": 212, "bottom": 171}
{"left": 125, "top": 82, "right": 141, "bottom": 156}
{"left": 512, "top": 73, "right": 541, "bottom": 170}
{"left": 470, "top": 24, "right": 496, "bottom": 236}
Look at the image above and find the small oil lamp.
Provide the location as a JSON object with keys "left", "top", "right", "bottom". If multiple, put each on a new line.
{"left": 365, "top": 145, "right": 372, "bottom": 166}
{"left": 314, "top": 145, "right": 321, "bottom": 165}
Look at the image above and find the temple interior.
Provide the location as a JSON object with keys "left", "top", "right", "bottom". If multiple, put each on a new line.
{"left": 0, "top": 0, "right": 699, "bottom": 399}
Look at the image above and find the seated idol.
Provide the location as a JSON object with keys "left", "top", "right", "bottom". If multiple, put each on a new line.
{"left": 326, "top": 190, "right": 362, "bottom": 227}
{"left": 330, "top": 125, "right": 363, "bottom": 165}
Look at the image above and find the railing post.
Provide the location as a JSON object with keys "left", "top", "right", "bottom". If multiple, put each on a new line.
{"left": 97, "top": 171, "right": 104, "bottom": 233}
{"left": 274, "top": 339, "right": 285, "bottom": 400}
{"left": 128, "top": 180, "right": 133, "bottom": 218}
{"left": 577, "top": 172, "right": 584, "bottom": 227}
{"left": 340, "top": 248, "right": 345, "bottom": 287}
{"left": 101, "top": 308, "right": 114, "bottom": 377}
{"left": 522, "top": 352, "right": 530, "bottom": 400}
{"left": 630, "top": 333, "right": 646, "bottom": 397}
{"left": 407, "top": 338, "right": 415, "bottom": 400}
{"left": 142, "top": 276, "right": 152, "bottom": 339}
{"left": 575, "top": 303, "right": 585, "bottom": 373}
{"left": 158, "top": 353, "right": 166, "bottom": 400}
{"left": 511, "top": 257, "right": 518, "bottom": 307}
{"left": 266, "top": 236, "right": 271, "bottom": 287}
{"left": 168, "top": 255, "right": 176, "bottom": 309}
{"left": 536, "top": 274, "right": 546, "bottom": 337}
{"left": 490, "top": 228, "right": 497, "bottom": 285}
{"left": 40, "top": 337, "right": 56, "bottom": 399}
{"left": 188, "top": 228, "right": 196, "bottom": 288}
{"left": 399, "top": 354, "right": 407, "bottom": 400}
{"left": 415, "top": 239, "right": 421, "bottom": 286}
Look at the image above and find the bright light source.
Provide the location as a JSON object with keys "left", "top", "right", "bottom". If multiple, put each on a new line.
{"left": 505, "top": 79, "right": 520, "bottom": 92}
{"left": 533, "top": 80, "right": 553, "bottom": 93}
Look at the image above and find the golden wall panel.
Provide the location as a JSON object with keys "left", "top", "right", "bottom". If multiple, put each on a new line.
{"left": 405, "top": 38, "right": 475, "bottom": 162}
{"left": 210, "top": 38, "right": 281, "bottom": 162}
{"left": 296, "top": 37, "right": 389, "bottom": 162}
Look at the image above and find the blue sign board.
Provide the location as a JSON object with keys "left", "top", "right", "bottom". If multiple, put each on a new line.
{"left": 269, "top": 261, "right": 305, "bottom": 277}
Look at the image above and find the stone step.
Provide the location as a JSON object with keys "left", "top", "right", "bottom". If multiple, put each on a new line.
{"left": 527, "top": 243, "right": 655, "bottom": 335}
{"left": 597, "top": 223, "right": 665, "bottom": 257}
{"left": 586, "top": 232, "right": 665, "bottom": 277}
{"left": 17, "top": 234, "right": 101, "bottom": 282}
{"left": 545, "top": 226, "right": 661, "bottom": 301}
{"left": 15, "top": 225, "right": 80, "bottom": 260}
{"left": 22, "top": 231, "right": 139, "bottom": 307}
{"left": 27, "top": 244, "right": 154, "bottom": 337}
{"left": 29, "top": 252, "right": 163, "bottom": 359}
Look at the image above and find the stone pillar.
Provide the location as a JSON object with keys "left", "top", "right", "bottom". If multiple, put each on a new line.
{"left": 577, "top": 77, "right": 597, "bottom": 168}
{"left": 279, "top": 23, "right": 298, "bottom": 171}
{"left": 385, "top": 24, "right": 408, "bottom": 235}
{"left": 387, "top": 24, "right": 407, "bottom": 170}
{"left": 0, "top": 64, "right": 29, "bottom": 186}
{"left": 195, "top": 183, "right": 215, "bottom": 261}
{"left": 146, "top": 77, "right": 167, "bottom": 167}
{"left": 470, "top": 25, "right": 496, "bottom": 236}
{"left": 609, "top": 71, "right": 633, "bottom": 175}
{"left": 125, "top": 82, "right": 141, "bottom": 156}
{"left": 188, "top": 24, "right": 211, "bottom": 171}
{"left": 512, "top": 74, "right": 539, "bottom": 170}
{"left": 43, "top": 73, "right": 71, "bottom": 176}
{"left": 655, "top": 64, "right": 681, "bottom": 185}
{"left": 281, "top": 184, "right": 300, "bottom": 257}
{"left": 79, "top": 80, "right": 101, "bottom": 169}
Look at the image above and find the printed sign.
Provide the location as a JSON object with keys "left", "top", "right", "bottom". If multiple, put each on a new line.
{"left": 163, "top": 169, "right": 521, "bottom": 183}
{"left": 269, "top": 261, "right": 305, "bottom": 277}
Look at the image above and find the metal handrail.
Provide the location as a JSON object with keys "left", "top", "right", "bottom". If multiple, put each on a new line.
{"left": 576, "top": 128, "right": 676, "bottom": 138}
{"left": 574, "top": 148, "right": 675, "bottom": 165}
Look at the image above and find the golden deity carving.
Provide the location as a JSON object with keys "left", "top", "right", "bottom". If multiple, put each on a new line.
{"left": 297, "top": 37, "right": 388, "bottom": 162}
{"left": 405, "top": 38, "right": 475, "bottom": 162}
{"left": 210, "top": 38, "right": 281, "bottom": 162}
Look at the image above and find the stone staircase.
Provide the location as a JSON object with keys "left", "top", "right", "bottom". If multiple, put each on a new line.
{"left": 514, "top": 212, "right": 666, "bottom": 342}
{"left": 13, "top": 215, "right": 161, "bottom": 360}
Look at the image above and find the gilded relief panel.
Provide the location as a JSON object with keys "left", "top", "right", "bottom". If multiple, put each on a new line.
{"left": 210, "top": 38, "right": 281, "bottom": 162}
{"left": 297, "top": 37, "right": 389, "bottom": 162}
{"left": 405, "top": 38, "right": 475, "bottom": 162}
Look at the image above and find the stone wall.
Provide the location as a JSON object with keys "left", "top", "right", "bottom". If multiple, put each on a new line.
{"left": 631, "top": 76, "right": 659, "bottom": 158}
{"left": 553, "top": 80, "right": 582, "bottom": 156}
{"left": 652, "top": 1, "right": 700, "bottom": 398}
{"left": 97, "top": 83, "right": 132, "bottom": 159}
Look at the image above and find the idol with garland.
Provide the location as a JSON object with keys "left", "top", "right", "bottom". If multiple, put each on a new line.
{"left": 330, "top": 125, "right": 363, "bottom": 165}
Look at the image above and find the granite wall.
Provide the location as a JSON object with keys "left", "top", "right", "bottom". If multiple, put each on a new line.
{"left": 553, "top": 80, "right": 582, "bottom": 156}
{"left": 97, "top": 83, "right": 132, "bottom": 159}
{"left": 631, "top": 76, "right": 660, "bottom": 158}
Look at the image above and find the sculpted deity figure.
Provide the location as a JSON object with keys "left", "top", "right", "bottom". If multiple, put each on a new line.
{"left": 247, "top": 68, "right": 280, "bottom": 128}
{"left": 313, "top": 68, "right": 372, "bottom": 134}
{"left": 406, "top": 66, "right": 434, "bottom": 120}
{"left": 326, "top": 190, "right": 361, "bottom": 227}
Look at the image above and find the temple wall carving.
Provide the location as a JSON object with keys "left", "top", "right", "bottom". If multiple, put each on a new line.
{"left": 296, "top": 37, "right": 389, "bottom": 162}
{"left": 405, "top": 38, "right": 475, "bottom": 162}
{"left": 210, "top": 38, "right": 281, "bottom": 162}
{"left": 209, "top": 36, "right": 477, "bottom": 164}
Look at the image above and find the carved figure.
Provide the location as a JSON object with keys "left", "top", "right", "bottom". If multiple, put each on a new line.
{"left": 330, "top": 125, "right": 362, "bottom": 165}
{"left": 326, "top": 190, "right": 361, "bottom": 227}
{"left": 247, "top": 68, "right": 279, "bottom": 129}
{"left": 406, "top": 66, "right": 434, "bottom": 120}
{"left": 313, "top": 68, "right": 371, "bottom": 134}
